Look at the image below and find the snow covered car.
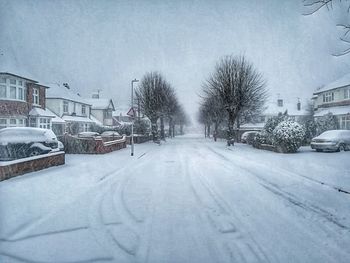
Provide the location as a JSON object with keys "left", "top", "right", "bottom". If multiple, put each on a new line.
{"left": 77, "top": 132, "right": 100, "bottom": 138}
{"left": 241, "top": 131, "right": 258, "bottom": 144}
{"left": 311, "top": 130, "right": 350, "bottom": 152}
{"left": 0, "top": 127, "right": 59, "bottom": 160}
{"left": 101, "top": 131, "right": 121, "bottom": 137}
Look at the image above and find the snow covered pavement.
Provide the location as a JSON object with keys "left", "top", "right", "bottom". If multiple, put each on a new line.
{"left": 1, "top": 134, "right": 350, "bottom": 263}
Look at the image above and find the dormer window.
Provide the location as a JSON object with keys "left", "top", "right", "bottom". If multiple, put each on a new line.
{"left": 277, "top": 99, "right": 283, "bottom": 107}
{"left": 33, "top": 88, "right": 39, "bottom": 105}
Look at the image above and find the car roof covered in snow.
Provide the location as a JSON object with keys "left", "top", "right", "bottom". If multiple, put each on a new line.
{"left": 317, "top": 130, "right": 350, "bottom": 139}
{"left": 0, "top": 127, "right": 57, "bottom": 144}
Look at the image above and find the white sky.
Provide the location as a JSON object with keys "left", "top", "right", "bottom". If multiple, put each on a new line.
{"left": 1, "top": 0, "right": 349, "bottom": 122}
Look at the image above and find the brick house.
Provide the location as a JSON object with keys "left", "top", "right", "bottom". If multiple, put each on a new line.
{"left": 0, "top": 72, "right": 54, "bottom": 129}
{"left": 313, "top": 73, "right": 350, "bottom": 130}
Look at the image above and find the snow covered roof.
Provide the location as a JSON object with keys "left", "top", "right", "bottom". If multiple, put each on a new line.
{"left": 314, "top": 73, "right": 350, "bottom": 94}
{"left": 240, "top": 123, "right": 265, "bottom": 130}
{"left": 45, "top": 108, "right": 65, "bottom": 124}
{"left": 263, "top": 98, "right": 309, "bottom": 116}
{"left": 29, "top": 107, "right": 56, "bottom": 118}
{"left": 113, "top": 108, "right": 129, "bottom": 117}
{"left": 314, "top": 106, "right": 350, "bottom": 117}
{"left": 90, "top": 114, "right": 103, "bottom": 126}
{"left": 62, "top": 115, "right": 94, "bottom": 123}
{"left": 0, "top": 72, "right": 38, "bottom": 83}
{"left": 45, "top": 83, "right": 91, "bottom": 105}
{"left": 85, "top": 98, "right": 115, "bottom": 110}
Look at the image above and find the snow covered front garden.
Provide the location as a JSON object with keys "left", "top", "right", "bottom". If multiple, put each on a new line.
{"left": 0, "top": 135, "right": 349, "bottom": 263}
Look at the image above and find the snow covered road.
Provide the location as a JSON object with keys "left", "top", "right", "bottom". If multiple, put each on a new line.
{"left": 1, "top": 134, "right": 350, "bottom": 263}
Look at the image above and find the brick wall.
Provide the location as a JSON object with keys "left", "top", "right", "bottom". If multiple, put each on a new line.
{"left": 0, "top": 100, "right": 28, "bottom": 117}
{"left": 0, "top": 152, "right": 65, "bottom": 181}
{"left": 27, "top": 83, "right": 46, "bottom": 109}
{"left": 63, "top": 135, "right": 127, "bottom": 154}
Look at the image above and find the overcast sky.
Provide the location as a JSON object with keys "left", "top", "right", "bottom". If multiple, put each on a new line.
{"left": 1, "top": 0, "right": 349, "bottom": 121}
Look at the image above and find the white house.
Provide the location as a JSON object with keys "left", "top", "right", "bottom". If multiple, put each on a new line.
{"left": 45, "top": 83, "right": 94, "bottom": 135}
{"left": 241, "top": 96, "right": 310, "bottom": 131}
{"left": 85, "top": 98, "right": 115, "bottom": 127}
{"left": 313, "top": 73, "right": 350, "bottom": 130}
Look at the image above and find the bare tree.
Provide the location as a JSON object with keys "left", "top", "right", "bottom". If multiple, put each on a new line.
{"left": 303, "top": 0, "right": 350, "bottom": 56}
{"left": 136, "top": 72, "right": 168, "bottom": 142}
{"left": 203, "top": 55, "right": 267, "bottom": 145}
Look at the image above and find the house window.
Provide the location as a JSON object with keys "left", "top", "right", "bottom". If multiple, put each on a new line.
{"left": 344, "top": 88, "right": 350, "bottom": 100}
{"left": 10, "top": 79, "right": 16, "bottom": 85}
{"left": 323, "top": 92, "right": 334, "bottom": 103}
{"left": 10, "top": 86, "right": 16, "bottom": 99}
{"left": 63, "top": 100, "right": 69, "bottom": 113}
{"left": 9, "top": 119, "right": 17, "bottom": 126}
{"left": 0, "top": 78, "right": 6, "bottom": 84}
{"left": 0, "top": 85, "right": 6, "bottom": 98}
{"left": 82, "top": 105, "right": 86, "bottom": 115}
{"left": 104, "top": 110, "right": 112, "bottom": 119}
{"left": 340, "top": 115, "right": 350, "bottom": 130}
{"left": 39, "top": 118, "right": 51, "bottom": 129}
{"left": 0, "top": 119, "right": 6, "bottom": 129}
{"left": 277, "top": 99, "right": 283, "bottom": 107}
{"left": 33, "top": 88, "right": 39, "bottom": 105}
{"left": 18, "top": 87, "right": 24, "bottom": 100}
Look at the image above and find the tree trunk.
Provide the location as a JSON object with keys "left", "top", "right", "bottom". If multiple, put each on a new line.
{"left": 180, "top": 123, "right": 184, "bottom": 135}
{"left": 168, "top": 118, "right": 173, "bottom": 138}
{"left": 151, "top": 118, "right": 158, "bottom": 142}
{"left": 172, "top": 124, "right": 175, "bottom": 137}
{"left": 160, "top": 116, "right": 165, "bottom": 140}
{"left": 207, "top": 124, "right": 211, "bottom": 138}
{"left": 227, "top": 111, "right": 236, "bottom": 146}
{"left": 214, "top": 122, "right": 218, "bottom": 142}
{"left": 236, "top": 117, "right": 240, "bottom": 142}
{"left": 204, "top": 125, "right": 207, "bottom": 138}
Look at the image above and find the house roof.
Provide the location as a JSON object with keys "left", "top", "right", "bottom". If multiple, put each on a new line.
{"left": 46, "top": 108, "right": 65, "bottom": 124}
{"left": 314, "top": 73, "right": 350, "bottom": 94}
{"left": 314, "top": 106, "right": 350, "bottom": 117}
{"left": 85, "top": 98, "right": 115, "bottom": 110}
{"left": 62, "top": 115, "right": 94, "bottom": 123}
{"left": 29, "top": 107, "right": 56, "bottom": 118}
{"left": 45, "top": 83, "right": 91, "bottom": 105}
{"left": 0, "top": 72, "right": 38, "bottom": 83}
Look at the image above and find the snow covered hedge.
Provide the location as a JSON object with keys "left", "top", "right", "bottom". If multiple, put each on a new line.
{"left": 272, "top": 120, "right": 305, "bottom": 153}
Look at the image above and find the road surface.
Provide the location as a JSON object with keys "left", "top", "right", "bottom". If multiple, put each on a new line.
{"left": 1, "top": 135, "right": 350, "bottom": 263}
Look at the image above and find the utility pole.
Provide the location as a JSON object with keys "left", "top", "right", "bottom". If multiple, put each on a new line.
{"left": 131, "top": 79, "right": 139, "bottom": 156}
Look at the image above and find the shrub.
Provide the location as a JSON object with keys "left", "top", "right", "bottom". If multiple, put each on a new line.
{"left": 264, "top": 114, "right": 289, "bottom": 134}
{"left": 272, "top": 120, "right": 305, "bottom": 153}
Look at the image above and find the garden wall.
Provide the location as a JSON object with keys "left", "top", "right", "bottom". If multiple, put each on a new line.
{"left": 62, "top": 135, "right": 127, "bottom": 154}
{"left": 0, "top": 151, "right": 65, "bottom": 181}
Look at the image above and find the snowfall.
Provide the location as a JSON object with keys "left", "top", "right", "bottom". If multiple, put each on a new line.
{"left": 0, "top": 134, "right": 350, "bottom": 263}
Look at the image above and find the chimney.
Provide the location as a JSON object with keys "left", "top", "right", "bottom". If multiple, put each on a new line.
{"left": 297, "top": 98, "right": 301, "bottom": 111}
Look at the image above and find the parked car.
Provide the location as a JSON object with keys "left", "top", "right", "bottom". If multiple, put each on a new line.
{"left": 0, "top": 127, "right": 59, "bottom": 160}
{"left": 241, "top": 131, "right": 259, "bottom": 144}
{"left": 311, "top": 130, "right": 350, "bottom": 152}
{"left": 77, "top": 132, "right": 100, "bottom": 138}
{"left": 101, "top": 131, "right": 121, "bottom": 137}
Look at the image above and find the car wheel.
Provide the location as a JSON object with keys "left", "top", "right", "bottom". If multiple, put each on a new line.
{"left": 338, "top": 144, "right": 346, "bottom": 152}
{"left": 27, "top": 148, "right": 42, "bottom": 157}
{"left": 316, "top": 149, "right": 323, "bottom": 152}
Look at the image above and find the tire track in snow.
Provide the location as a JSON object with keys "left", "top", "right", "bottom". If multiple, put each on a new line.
{"left": 207, "top": 146, "right": 350, "bottom": 231}
{"left": 182, "top": 145, "right": 272, "bottom": 263}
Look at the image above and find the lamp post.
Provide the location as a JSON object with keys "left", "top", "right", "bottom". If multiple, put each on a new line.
{"left": 131, "top": 78, "right": 139, "bottom": 156}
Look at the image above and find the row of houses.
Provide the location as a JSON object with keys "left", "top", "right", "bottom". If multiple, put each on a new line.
{"left": 0, "top": 72, "right": 134, "bottom": 135}
{"left": 241, "top": 73, "right": 350, "bottom": 131}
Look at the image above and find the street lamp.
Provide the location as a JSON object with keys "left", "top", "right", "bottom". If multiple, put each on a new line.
{"left": 131, "top": 78, "right": 139, "bottom": 156}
